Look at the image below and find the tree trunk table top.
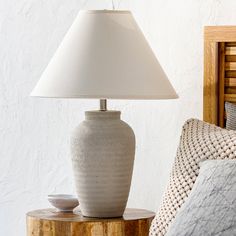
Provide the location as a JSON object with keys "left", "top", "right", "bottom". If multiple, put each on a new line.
{"left": 27, "top": 208, "right": 155, "bottom": 236}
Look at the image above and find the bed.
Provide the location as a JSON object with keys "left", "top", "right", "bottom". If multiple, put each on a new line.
{"left": 204, "top": 26, "right": 236, "bottom": 127}
{"left": 151, "top": 26, "right": 236, "bottom": 236}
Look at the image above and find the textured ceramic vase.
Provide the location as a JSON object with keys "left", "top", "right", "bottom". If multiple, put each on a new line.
{"left": 71, "top": 110, "right": 135, "bottom": 218}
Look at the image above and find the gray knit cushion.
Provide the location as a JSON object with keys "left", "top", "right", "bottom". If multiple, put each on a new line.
{"left": 166, "top": 159, "right": 236, "bottom": 236}
{"left": 225, "top": 102, "right": 236, "bottom": 130}
{"left": 149, "top": 118, "right": 236, "bottom": 236}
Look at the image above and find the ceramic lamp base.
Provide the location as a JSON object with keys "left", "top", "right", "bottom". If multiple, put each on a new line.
{"left": 71, "top": 110, "right": 135, "bottom": 218}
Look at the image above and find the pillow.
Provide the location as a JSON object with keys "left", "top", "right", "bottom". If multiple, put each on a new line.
{"left": 150, "top": 118, "right": 236, "bottom": 236}
{"left": 166, "top": 159, "right": 236, "bottom": 236}
{"left": 225, "top": 102, "right": 236, "bottom": 130}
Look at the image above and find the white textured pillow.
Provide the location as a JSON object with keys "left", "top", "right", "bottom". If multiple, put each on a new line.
{"left": 150, "top": 118, "right": 236, "bottom": 236}
{"left": 166, "top": 159, "right": 236, "bottom": 236}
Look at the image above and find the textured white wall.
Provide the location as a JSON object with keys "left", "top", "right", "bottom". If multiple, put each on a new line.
{"left": 1, "top": 0, "right": 236, "bottom": 235}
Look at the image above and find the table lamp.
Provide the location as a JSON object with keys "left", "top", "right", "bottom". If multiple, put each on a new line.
{"left": 31, "top": 10, "right": 178, "bottom": 218}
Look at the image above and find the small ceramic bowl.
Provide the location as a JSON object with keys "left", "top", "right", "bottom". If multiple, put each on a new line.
{"left": 48, "top": 194, "right": 79, "bottom": 212}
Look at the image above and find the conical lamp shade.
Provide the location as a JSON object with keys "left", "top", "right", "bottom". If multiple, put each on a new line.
{"left": 31, "top": 10, "right": 178, "bottom": 99}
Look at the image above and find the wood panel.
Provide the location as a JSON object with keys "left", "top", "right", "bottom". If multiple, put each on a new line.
{"left": 225, "top": 62, "right": 236, "bottom": 70}
{"left": 203, "top": 40, "right": 218, "bottom": 124}
{"left": 218, "top": 42, "right": 225, "bottom": 127}
{"left": 226, "top": 42, "right": 236, "bottom": 46}
{"left": 225, "top": 55, "right": 236, "bottom": 62}
{"left": 225, "top": 94, "right": 236, "bottom": 102}
{"left": 204, "top": 26, "right": 236, "bottom": 127}
{"left": 226, "top": 70, "right": 236, "bottom": 78}
{"left": 225, "top": 78, "right": 236, "bottom": 86}
{"left": 225, "top": 87, "right": 236, "bottom": 94}
{"left": 224, "top": 43, "right": 236, "bottom": 123}
{"left": 205, "top": 26, "right": 236, "bottom": 42}
{"left": 225, "top": 47, "right": 236, "bottom": 55}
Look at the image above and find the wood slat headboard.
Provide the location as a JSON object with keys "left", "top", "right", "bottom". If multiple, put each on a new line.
{"left": 204, "top": 26, "right": 236, "bottom": 127}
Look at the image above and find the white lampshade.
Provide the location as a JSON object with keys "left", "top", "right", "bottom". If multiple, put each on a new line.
{"left": 31, "top": 10, "right": 178, "bottom": 99}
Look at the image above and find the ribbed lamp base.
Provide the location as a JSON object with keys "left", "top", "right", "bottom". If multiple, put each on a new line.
{"left": 71, "top": 110, "right": 135, "bottom": 218}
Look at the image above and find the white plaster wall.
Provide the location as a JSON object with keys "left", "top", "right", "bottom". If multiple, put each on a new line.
{"left": 1, "top": 0, "right": 236, "bottom": 235}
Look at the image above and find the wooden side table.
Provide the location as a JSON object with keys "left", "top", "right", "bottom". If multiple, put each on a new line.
{"left": 27, "top": 208, "right": 155, "bottom": 236}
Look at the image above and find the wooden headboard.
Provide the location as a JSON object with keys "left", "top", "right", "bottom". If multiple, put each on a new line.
{"left": 204, "top": 26, "right": 236, "bottom": 128}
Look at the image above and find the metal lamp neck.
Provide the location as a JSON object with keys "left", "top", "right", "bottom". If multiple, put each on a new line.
{"left": 100, "top": 99, "right": 107, "bottom": 111}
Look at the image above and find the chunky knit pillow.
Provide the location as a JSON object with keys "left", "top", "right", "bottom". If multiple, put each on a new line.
{"left": 150, "top": 118, "right": 236, "bottom": 236}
